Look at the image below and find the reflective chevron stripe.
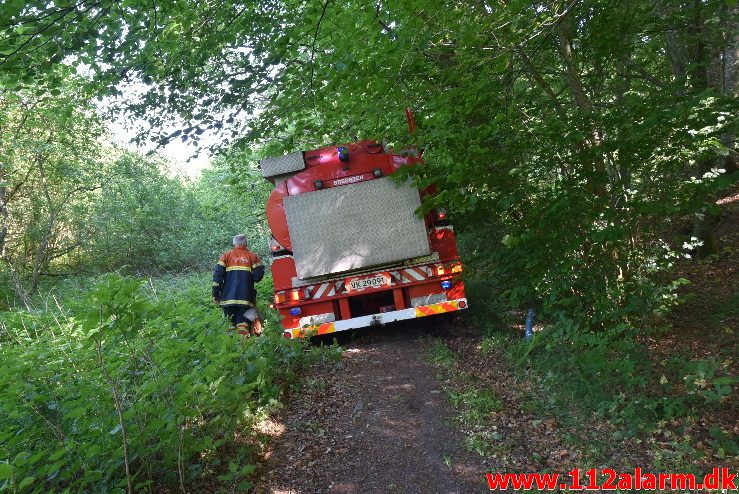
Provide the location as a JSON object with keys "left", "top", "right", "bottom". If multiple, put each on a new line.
{"left": 301, "top": 268, "right": 430, "bottom": 302}
{"left": 404, "top": 266, "right": 428, "bottom": 281}
{"left": 286, "top": 298, "right": 468, "bottom": 338}
{"left": 302, "top": 280, "right": 345, "bottom": 300}
{"left": 414, "top": 300, "right": 459, "bottom": 317}
{"left": 313, "top": 282, "right": 330, "bottom": 298}
{"left": 290, "top": 322, "right": 336, "bottom": 338}
{"left": 328, "top": 280, "right": 343, "bottom": 296}
{"left": 390, "top": 266, "right": 430, "bottom": 284}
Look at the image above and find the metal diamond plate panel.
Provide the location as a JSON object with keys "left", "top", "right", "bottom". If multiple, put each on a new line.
{"left": 259, "top": 151, "right": 305, "bottom": 178}
{"left": 284, "top": 177, "right": 431, "bottom": 279}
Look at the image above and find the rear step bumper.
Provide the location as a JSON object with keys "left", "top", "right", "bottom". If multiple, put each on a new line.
{"left": 284, "top": 298, "right": 468, "bottom": 338}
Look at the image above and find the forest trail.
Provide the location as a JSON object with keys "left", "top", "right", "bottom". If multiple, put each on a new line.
{"left": 253, "top": 325, "right": 491, "bottom": 494}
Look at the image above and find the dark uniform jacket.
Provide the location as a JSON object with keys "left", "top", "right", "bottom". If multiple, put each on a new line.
{"left": 212, "top": 246, "right": 264, "bottom": 307}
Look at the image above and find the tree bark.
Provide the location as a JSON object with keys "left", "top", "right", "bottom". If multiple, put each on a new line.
{"left": 659, "top": 0, "right": 689, "bottom": 87}
{"left": 726, "top": 6, "right": 739, "bottom": 96}
{"left": 555, "top": 11, "right": 607, "bottom": 197}
{"left": 0, "top": 165, "right": 7, "bottom": 259}
{"left": 556, "top": 20, "right": 592, "bottom": 112}
{"left": 720, "top": 4, "right": 738, "bottom": 176}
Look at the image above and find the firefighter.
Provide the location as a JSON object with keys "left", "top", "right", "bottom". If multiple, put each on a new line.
{"left": 212, "top": 234, "right": 265, "bottom": 336}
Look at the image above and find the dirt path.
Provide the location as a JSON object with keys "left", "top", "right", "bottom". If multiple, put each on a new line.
{"left": 253, "top": 324, "right": 493, "bottom": 494}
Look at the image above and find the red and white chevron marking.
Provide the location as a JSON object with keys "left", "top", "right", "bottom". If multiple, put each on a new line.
{"left": 390, "top": 266, "right": 430, "bottom": 284}
{"left": 308, "top": 280, "right": 345, "bottom": 299}
{"left": 303, "top": 266, "right": 431, "bottom": 301}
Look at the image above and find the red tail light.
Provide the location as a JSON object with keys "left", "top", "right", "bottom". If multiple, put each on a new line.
{"left": 269, "top": 236, "right": 286, "bottom": 253}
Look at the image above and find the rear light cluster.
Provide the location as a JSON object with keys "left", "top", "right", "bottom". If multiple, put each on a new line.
{"left": 433, "top": 262, "right": 463, "bottom": 277}
{"left": 274, "top": 288, "right": 310, "bottom": 305}
{"left": 269, "top": 236, "right": 288, "bottom": 254}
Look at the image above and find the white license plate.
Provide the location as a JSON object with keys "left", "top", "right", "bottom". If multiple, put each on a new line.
{"left": 346, "top": 274, "right": 388, "bottom": 292}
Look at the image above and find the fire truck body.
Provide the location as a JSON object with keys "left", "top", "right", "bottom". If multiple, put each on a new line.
{"left": 261, "top": 140, "right": 467, "bottom": 338}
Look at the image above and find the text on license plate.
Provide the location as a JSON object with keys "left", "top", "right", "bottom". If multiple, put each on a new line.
{"left": 347, "top": 274, "right": 389, "bottom": 292}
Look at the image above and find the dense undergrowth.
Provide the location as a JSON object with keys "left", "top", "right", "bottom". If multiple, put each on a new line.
{"left": 0, "top": 273, "right": 331, "bottom": 493}
{"left": 456, "top": 279, "right": 737, "bottom": 470}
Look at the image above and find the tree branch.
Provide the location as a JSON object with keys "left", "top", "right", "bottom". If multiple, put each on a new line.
{"left": 309, "top": 0, "right": 332, "bottom": 102}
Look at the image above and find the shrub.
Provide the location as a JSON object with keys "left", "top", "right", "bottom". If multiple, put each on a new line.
{"left": 0, "top": 274, "right": 313, "bottom": 493}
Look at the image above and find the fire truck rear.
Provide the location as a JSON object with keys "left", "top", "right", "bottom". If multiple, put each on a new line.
{"left": 261, "top": 139, "right": 467, "bottom": 338}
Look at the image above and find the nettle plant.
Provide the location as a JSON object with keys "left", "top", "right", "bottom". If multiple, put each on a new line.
{"left": 0, "top": 274, "right": 310, "bottom": 493}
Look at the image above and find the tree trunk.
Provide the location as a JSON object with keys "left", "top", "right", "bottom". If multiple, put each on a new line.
{"left": 660, "top": 0, "right": 732, "bottom": 258}
{"left": 0, "top": 166, "right": 7, "bottom": 259}
{"left": 687, "top": 0, "right": 724, "bottom": 258}
{"left": 31, "top": 158, "right": 58, "bottom": 291}
{"left": 726, "top": 6, "right": 739, "bottom": 96}
{"left": 30, "top": 213, "right": 59, "bottom": 292}
{"left": 555, "top": 12, "right": 607, "bottom": 197}
{"left": 720, "top": 4, "right": 738, "bottom": 176}
{"left": 659, "top": 0, "right": 689, "bottom": 86}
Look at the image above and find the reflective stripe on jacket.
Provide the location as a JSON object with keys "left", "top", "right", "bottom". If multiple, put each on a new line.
{"left": 212, "top": 246, "right": 264, "bottom": 307}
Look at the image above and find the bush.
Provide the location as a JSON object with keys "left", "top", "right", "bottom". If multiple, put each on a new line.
{"left": 0, "top": 274, "right": 315, "bottom": 493}
{"left": 509, "top": 320, "right": 736, "bottom": 435}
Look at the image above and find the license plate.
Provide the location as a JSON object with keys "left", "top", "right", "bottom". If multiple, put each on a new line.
{"left": 346, "top": 273, "right": 389, "bottom": 292}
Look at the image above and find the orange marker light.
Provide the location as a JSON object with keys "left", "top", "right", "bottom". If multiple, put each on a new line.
{"left": 435, "top": 265, "right": 446, "bottom": 276}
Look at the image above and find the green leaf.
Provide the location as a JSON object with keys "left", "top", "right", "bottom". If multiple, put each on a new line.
{"left": 18, "top": 477, "right": 35, "bottom": 490}
{"left": 0, "top": 463, "right": 12, "bottom": 480}
{"left": 27, "top": 452, "right": 45, "bottom": 465}
{"left": 48, "top": 448, "right": 66, "bottom": 461}
{"left": 712, "top": 376, "right": 735, "bottom": 385}
{"left": 86, "top": 445, "right": 101, "bottom": 458}
{"left": 46, "top": 460, "right": 65, "bottom": 476}
{"left": 64, "top": 407, "right": 86, "bottom": 419}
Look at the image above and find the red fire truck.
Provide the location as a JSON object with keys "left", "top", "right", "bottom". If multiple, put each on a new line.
{"left": 261, "top": 135, "right": 467, "bottom": 338}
